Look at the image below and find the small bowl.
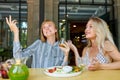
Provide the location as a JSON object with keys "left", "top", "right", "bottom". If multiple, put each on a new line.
{"left": 62, "top": 66, "right": 73, "bottom": 73}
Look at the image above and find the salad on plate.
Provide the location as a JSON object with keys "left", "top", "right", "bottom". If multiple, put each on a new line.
{"left": 44, "top": 66, "right": 84, "bottom": 77}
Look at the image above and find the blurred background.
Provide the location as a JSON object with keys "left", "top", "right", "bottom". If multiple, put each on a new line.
{"left": 0, "top": 0, "right": 120, "bottom": 65}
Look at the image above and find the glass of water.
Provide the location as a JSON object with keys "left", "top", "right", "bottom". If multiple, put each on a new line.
{"left": 78, "top": 57, "right": 88, "bottom": 71}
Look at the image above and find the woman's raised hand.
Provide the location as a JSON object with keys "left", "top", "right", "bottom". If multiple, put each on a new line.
{"left": 6, "top": 15, "right": 19, "bottom": 42}
{"left": 67, "top": 40, "right": 78, "bottom": 52}
{"left": 6, "top": 15, "right": 19, "bottom": 34}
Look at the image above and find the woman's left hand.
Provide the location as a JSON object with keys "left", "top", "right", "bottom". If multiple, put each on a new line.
{"left": 88, "top": 58, "right": 101, "bottom": 71}
{"left": 59, "top": 41, "right": 70, "bottom": 56}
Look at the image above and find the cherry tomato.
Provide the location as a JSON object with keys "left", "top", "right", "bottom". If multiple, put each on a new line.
{"left": 48, "top": 67, "right": 56, "bottom": 73}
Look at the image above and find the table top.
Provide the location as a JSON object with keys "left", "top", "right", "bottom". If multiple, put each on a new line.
{"left": 1, "top": 68, "right": 120, "bottom": 80}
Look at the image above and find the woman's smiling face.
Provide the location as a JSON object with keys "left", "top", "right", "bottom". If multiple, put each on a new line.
{"left": 85, "top": 20, "right": 96, "bottom": 40}
{"left": 42, "top": 22, "right": 57, "bottom": 38}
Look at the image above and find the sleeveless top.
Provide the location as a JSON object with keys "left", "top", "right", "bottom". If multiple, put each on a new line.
{"left": 82, "top": 48, "right": 111, "bottom": 65}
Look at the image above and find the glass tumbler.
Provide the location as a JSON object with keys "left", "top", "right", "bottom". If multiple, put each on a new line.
{"left": 78, "top": 57, "right": 88, "bottom": 70}
{"left": 59, "top": 38, "right": 65, "bottom": 47}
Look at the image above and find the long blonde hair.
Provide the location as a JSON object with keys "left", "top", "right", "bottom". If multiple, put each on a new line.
{"left": 87, "top": 17, "right": 115, "bottom": 49}
{"left": 40, "top": 20, "right": 59, "bottom": 42}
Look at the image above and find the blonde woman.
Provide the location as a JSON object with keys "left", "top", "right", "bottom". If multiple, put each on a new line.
{"left": 6, "top": 15, "right": 70, "bottom": 68}
{"left": 69, "top": 17, "right": 120, "bottom": 71}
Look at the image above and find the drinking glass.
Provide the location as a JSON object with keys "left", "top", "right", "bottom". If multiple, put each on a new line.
{"left": 78, "top": 57, "right": 88, "bottom": 71}
{"left": 59, "top": 38, "right": 65, "bottom": 47}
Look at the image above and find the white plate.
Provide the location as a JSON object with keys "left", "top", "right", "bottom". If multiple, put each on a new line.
{"left": 44, "top": 66, "right": 82, "bottom": 77}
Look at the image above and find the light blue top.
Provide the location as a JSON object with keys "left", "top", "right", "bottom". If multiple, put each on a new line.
{"left": 13, "top": 39, "right": 67, "bottom": 68}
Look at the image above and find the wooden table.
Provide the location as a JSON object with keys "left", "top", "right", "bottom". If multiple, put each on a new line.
{"left": 1, "top": 68, "right": 120, "bottom": 80}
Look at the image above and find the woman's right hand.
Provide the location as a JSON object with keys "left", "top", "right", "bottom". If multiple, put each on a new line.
{"left": 6, "top": 15, "right": 19, "bottom": 34}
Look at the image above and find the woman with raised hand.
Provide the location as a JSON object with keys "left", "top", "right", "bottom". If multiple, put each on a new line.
{"left": 69, "top": 17, "right": 120, "bottom": 71}
{"left": 6, "top": 15, "right": 70, "bottom": 68}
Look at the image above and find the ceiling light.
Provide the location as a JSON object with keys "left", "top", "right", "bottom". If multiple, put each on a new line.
{"left": 75, "top": 0, "right": 79, "bottom": 2}
{"left": 73, "top": 25, "right": 77, "bottom": 27}
{"left": 62, "top": 19, "right": 66, "bottom": 22}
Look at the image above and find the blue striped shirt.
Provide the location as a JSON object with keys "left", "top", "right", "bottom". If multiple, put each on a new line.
{"left": 13, "top": 39, "right": 67, "bottom": 68}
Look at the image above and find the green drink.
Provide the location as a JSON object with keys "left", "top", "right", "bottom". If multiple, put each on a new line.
{"left": 8, "top": 59, "right": 29, "bottom": 80}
